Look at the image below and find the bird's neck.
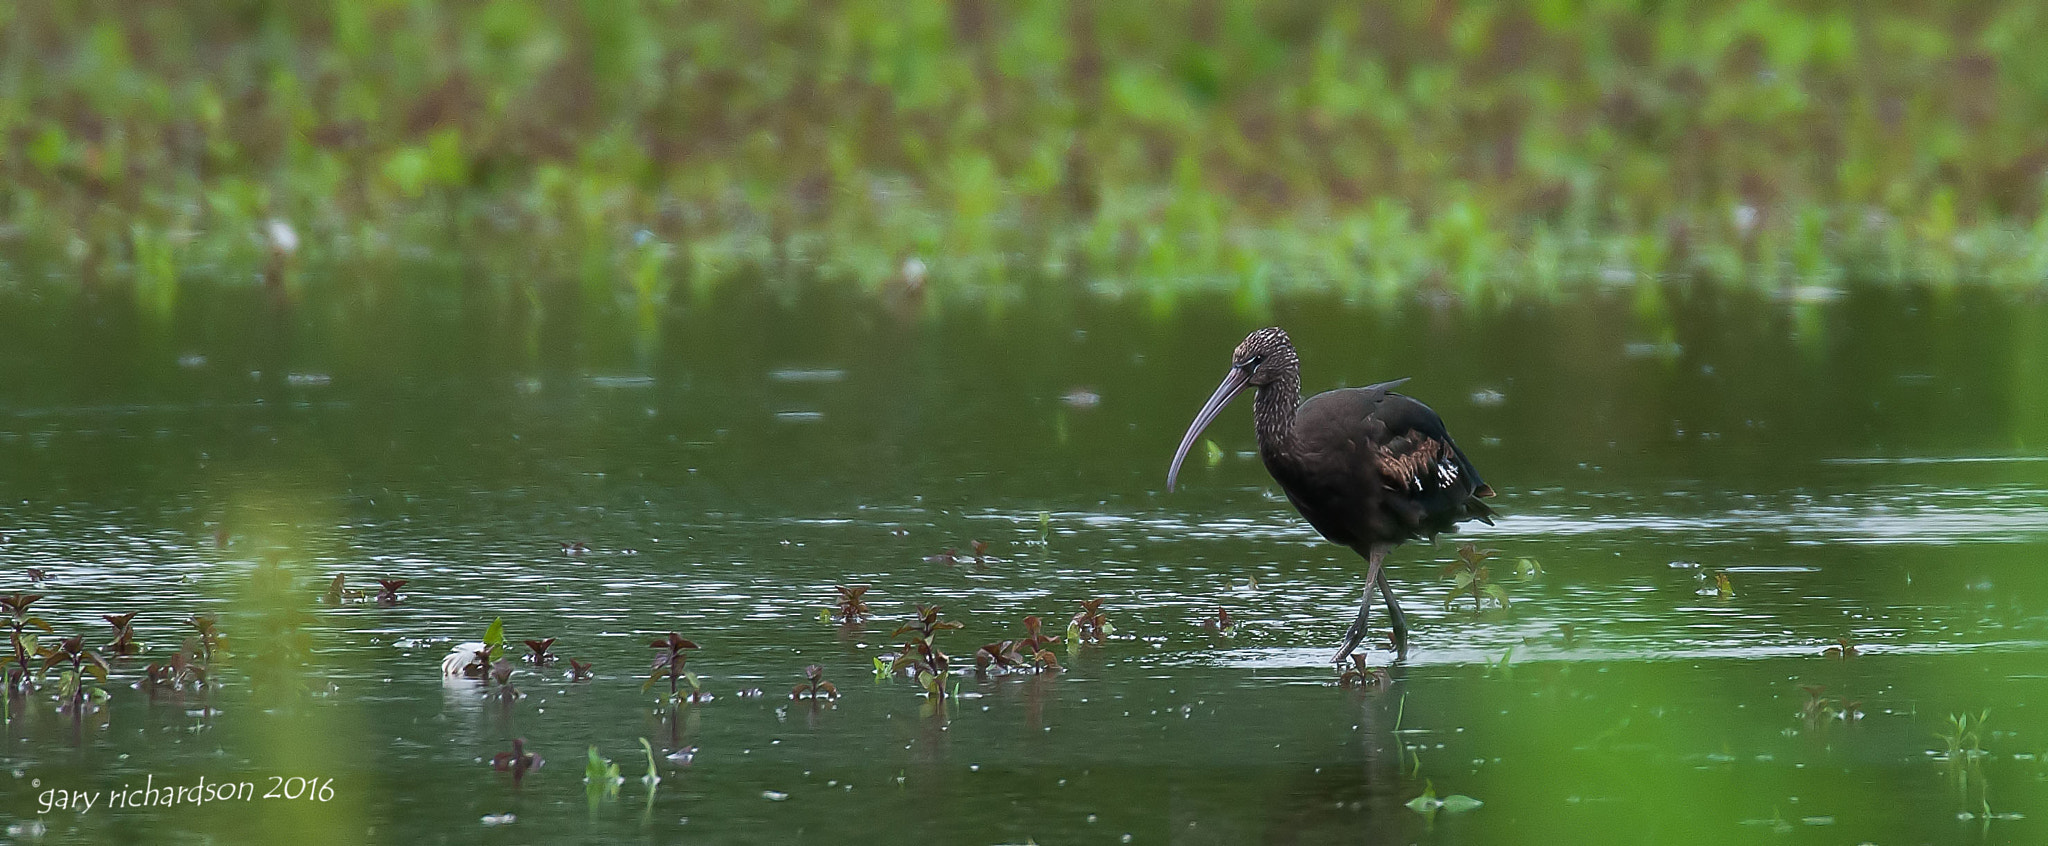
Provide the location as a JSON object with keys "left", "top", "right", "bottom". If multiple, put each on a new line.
{"left": 1252, "top": 368, "right": 1301, "bottom": 457}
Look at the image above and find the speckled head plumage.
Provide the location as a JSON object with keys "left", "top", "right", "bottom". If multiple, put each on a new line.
{"left": 1231, "top": 326, "right": 1298, "bottom": 387}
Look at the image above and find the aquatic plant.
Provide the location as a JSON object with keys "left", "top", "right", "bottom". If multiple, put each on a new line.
{"left": 486, "top": 660, "right": 521, "bottom": 702}
{"left": 973, "top": 640, "right": 1027, "bottom": 672}
{"left": 1442, "top": 543, "right": 1508, "bottom": 611}
{"left": 1484, "top": 648, "right": 1514, "bottom": 680}
{"left": 971, "top": 638, "right": 1058, "bottom": 674}
{"left": 1939, "top": 711, "right": 1991, "bottom": 761}
{"left": 1405, "top": 780, "right": 1483, "bottom": 818}
{"left": 976, "top": 615, "right": 1061, "bottom": 673}
{"left": 141, "top": 638, "right": 210, "bottom": 698}
{"left": 1067, "top": 599, "right": 1114, "bottom": 644}
{"left": 1696, "top": 569, "right": 1736, "bottom": 598}
{"left": 568, "top": 658, "right": 594, "bottom": 681}
{"left": 42, "top": 635, "right": 110, "bottom": 714}
{"left": 185, "top": 614, "right": 226, "bottom": 665}
{"left": 1797, "top": 684, "right": 1864, "bottom": 726}
{"left": 139, "top": 661, "right": 177, "bottom": 695}
{"left": 1799, "top": 684, "right": 1831, "bottom": 723}
{"left": 1934, "top": 709, "right": 1993, "bottom": 810}
{"left": 831, "top": 585, "right": 872, "bottom": 623}
{"left": 374, "top": 579, "right": 408, "bottom": 606}
{"left": 637, "top": 738, "right": 661, "bottom": 788}
{"left": 1, "top": 594, "right": 53, "bottom": 691}
{"left": 644, "top": 632, "right": 707, "bottom": 704}
{"left": 1822, "top": 637, "right": 1859, "bottom": 659}
{"left": 1199, "top": 607, "right": 1235, "bottom": 634}
{"left": 583, "top": 746, "right": 622, "bottom": 799}
{"left": 102, "top": 613, "right": 141, "bottom": 657}
{"left": 1018, "top": 616, "right": 1061, "bottom": 655}
{"left": 889, "top": 604, "right": 964, "bottom": 700}
{"left": 522, "top": 638, "right": 558, "bottom": 665}
{"left": 492, "top": 738, "right": 543, "bottom": 784}
{"left": 320, "top": 574, "right": 378, "bottom": 604}
{"left": 923, "top": 540, "right": 998, "bottom": 568}
{"left": 790, "top": 664, "right": 839, "bottom": 701}
{"left": 561, "top": 542, "right": 591, "bottom": 555}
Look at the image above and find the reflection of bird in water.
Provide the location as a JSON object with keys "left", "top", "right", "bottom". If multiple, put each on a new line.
{"left": 1247, "top": 666, "right": 1418, "bottom": 841}
{"left": 1168, "top": 327, "right": 1496, "bottom": 661}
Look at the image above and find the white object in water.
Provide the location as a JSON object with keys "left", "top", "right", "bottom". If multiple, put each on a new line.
{"left": 442, "top": 642, "right": 487, "bottom": 677}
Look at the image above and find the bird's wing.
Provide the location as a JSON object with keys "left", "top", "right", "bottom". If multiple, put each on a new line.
{"left": 1363, "top": 389, "right": 1497, "bottom": 524}
{"left": 1359, "top": 377, "right": 1410, "bottom": 395}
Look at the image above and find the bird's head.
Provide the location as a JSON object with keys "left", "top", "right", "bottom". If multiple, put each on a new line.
{"left": 1168, "top": 326, "right": 1297, "bottom": 492}
{"left": 1230, "top": 327, "right": 1296, "bottom": 387}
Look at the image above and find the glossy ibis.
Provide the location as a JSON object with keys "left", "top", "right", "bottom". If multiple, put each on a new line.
{"left": 1166, "top": 327, "right": 1496, "bottom": 661}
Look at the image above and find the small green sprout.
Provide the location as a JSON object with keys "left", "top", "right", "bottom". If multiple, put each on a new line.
{"left": 1442, "top": 544, "right": 1508, "bottom": 611}
{"left": 584, "top": 746, "right": 621, "bottom": 799}
{"left": 638, "top": 738, "right": 661, "bottom": 787}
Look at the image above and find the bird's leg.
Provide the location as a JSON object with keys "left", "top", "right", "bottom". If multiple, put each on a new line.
{"left": 1332, "top": 586, "right": 1374, "bottom": 663}
{"left": 1332, "top": 548, "right": 1388, "bottom": 663}
{"left": 1378, "top": 571, "right": 1409, "bottom": 654}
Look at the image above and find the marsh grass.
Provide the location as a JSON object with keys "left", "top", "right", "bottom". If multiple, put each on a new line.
{"left": 5, "top": 3, "right": 2048, "bottom": 303}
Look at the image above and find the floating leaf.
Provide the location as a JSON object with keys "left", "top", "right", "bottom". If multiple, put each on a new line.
{"left": 482, "top": 617, "right": 505, "bottom": 663}
{"left": 1440, "top": 794, "right": 1484, "bottom": 813}
{"left": 1405, "top": 780, "right": 1439, "bottom": 814}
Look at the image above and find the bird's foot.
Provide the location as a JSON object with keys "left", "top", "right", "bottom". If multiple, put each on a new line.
{"left": 1331, "top": 620, "right": 1369, "bottom": 665}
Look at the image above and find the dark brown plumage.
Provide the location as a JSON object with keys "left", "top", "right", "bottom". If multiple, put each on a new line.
{"left": 1168, "top": 327, "right": 1496, "bottom": 661}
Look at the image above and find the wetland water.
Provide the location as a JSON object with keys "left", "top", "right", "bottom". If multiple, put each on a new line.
{"left": 1, "top": 278, "right": 2046, "bottom": 844}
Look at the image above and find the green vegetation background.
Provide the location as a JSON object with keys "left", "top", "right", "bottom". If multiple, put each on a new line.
{"left": 5, "top": 1, "right": 2048, "bottom": 302}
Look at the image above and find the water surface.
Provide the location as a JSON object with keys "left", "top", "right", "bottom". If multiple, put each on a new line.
{"left": 1, "top": 278, "right": 2045, "bottom": 844}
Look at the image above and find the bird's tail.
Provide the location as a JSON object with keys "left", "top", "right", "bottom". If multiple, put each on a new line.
{"left": 1467, "top": 484, "right": 1498, "bottom": 525}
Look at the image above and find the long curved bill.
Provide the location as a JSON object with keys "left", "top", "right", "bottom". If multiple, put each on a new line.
{"left": 1167, "top": 367, "right": 1251, "bottom": 492}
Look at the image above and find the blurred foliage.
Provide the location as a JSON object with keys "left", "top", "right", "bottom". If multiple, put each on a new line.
{"left": 3, "top": 1, "right": 2048, "bottom": 302}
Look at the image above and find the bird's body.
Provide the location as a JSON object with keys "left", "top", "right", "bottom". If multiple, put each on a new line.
{"left": 1168, "top": 327, "right": 1495, "bottom": 661}
{"left": 1263, "top": 383, "right": 1494, "bottom": 550}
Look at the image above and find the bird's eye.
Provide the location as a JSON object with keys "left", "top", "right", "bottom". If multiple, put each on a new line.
{"left": 1240, "top": 354, "right": 1265, "bottom": 371}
